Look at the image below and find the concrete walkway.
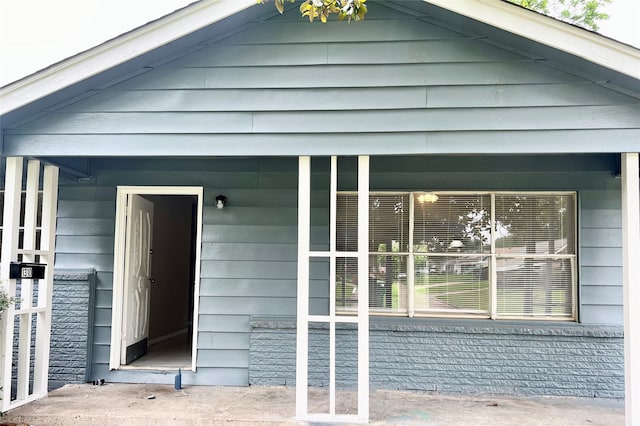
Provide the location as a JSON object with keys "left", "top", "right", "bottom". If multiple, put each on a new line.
{"left": 3, "top": 383, "right": 624, "bottom": 425}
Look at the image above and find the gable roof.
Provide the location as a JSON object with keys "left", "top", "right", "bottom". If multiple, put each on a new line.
{"left": 428, "top": 0, "right": 640, "bottom": 77}
{"left": 1, "top": 0, "right": 639, "bottom": 118}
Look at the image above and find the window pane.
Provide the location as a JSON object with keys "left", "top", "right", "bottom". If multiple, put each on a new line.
{"left": 496, "top": 257, "right": 574, "bottom": 318}
{"left": 413, "top": 193, "right": 491, "bottom": 254}
{"left": 495, "top": 194, "right": 575, "bottom": 255}
{"left": 414, "top": 255, "right": 490, "bottom": 315}
{"left": 370, "top": 194, "right": 409, "bottom": 253}
{"left": 337, "top": 193, "right": 409, "bottom": 253}
{"left": 335, "top": 255, "right": 408, "bottom": 314}
{"left": 337, "top": 195, "right": 358, "bottom": 252}
{"left": 336, "top": 257, "right": 358, "bottom": 312}
{"left": 494, "top": 193, "right": 576, "bottom": 320}
{"left": 369, "top": 254, "right": 407, "bottom": 314}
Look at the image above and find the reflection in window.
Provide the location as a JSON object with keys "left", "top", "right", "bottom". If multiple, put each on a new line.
{"left": 336, "top": 191, "right": 576, "bottom": 321}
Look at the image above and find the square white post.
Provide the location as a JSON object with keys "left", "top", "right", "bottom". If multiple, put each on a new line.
{"left": 297, "top": 155, "right": 369, "bottom": 423}
{"left": 33, "top": 164, "right": 59, "bottom": 394}
{"left": 0, "top": 158, "right": 59, "bottom": 412}
{"left": 1, "top": 157, "right": 23, "bottom": 411}
{"left": 16, "top": 160, "right": 40, "bottom": 400}
{"left": 296, "top": 156, "right": 311, "bottom": 418}
{"left": 329, "top": 156, "right": 337, "bottom": 415}
{"left": 357, "top": 156, "right": 370, "bottom": 420}
{"left": 621, "top": 152, "right": 640, "bottom": 426}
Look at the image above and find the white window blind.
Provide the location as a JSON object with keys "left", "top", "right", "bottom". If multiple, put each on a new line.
{"left": 336, "top": 191, "right": 576, "bottom": 320}
{"left": 413, "top": 193, "right": 491, "bottom": 315}
{"left": 494, "top": 194, "right": 575, "bottom": 319}
{"left": 336, "top": 194, "right": 409, "bottom": 314}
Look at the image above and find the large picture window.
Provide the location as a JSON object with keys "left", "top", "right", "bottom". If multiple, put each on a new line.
{"left": 336, "top": 192, "right": 576, "bottom": 321}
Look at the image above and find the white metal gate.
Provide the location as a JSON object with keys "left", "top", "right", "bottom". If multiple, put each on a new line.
{"left": 0, "top": 157, "right": 59, "bottom": 411}
{"left": 296, "top": 155, "right": 369, "bottom": 423}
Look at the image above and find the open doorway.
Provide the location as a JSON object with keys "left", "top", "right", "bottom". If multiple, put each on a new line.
{"left": 110, "top": 187, "right": 203, "bottom": 372}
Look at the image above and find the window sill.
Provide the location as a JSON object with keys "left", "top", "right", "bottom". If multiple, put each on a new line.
{"left": 250, "top": 316, "right": 622, "bottom": 338}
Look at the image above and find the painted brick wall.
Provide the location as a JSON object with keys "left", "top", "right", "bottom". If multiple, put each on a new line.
{"left": 49, "top": 269, "right": 95, "bottom": 389}
{"left": 249, "top": 319, "right": 624, "bottom": 399}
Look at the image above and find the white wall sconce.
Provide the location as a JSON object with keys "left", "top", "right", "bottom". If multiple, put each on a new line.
{"left": 216, "top": 195, "right": 227, "bottom": 209}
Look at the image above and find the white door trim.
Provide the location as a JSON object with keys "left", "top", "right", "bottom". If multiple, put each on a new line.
{"left": 109, "top": 186, "right": 204, "bottom": 372}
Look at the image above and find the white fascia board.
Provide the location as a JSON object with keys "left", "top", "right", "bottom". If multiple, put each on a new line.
{"left": 423, "top": 0, "right": 640, "bottom": 81}
{"left": 0, "top": 0, "right": 256, "bottom": 115}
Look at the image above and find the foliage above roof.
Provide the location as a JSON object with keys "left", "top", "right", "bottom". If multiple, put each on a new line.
{"left": 258, "top": 0, "right": 368, "bottom": 22}
{"left": 505, "top": 0, "right": 611, "bottom": 31}
{"left": 259, "top": 0, "right": 611, "bottom": 30}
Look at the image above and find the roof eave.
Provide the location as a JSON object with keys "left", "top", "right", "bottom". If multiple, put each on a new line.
{"left": 423, "top": 0, "right": 640, "bottom": 81}
{"left": 0, "top": 0, "right": 256, "bottom": 115}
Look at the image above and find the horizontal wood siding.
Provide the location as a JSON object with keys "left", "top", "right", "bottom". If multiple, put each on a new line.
{"left": 4, "top": 4, "right": 639, "bottom": 156}
{"left": 57, "top": 154, "right": 623, "bottom": 386}
{"left": 15, "top": 106, "right": 640, "bottom": 135}
{"left": 579, "top": 189, "right": 623, "bottom": 324}
{"left": 27, "top": 85, "right": 633, "bottom": 113}
{"left": 70, "top": 157, "right": 321, "bottom": 384}
{"left": 55, "top": 185, "right": 116, "bottom": 381}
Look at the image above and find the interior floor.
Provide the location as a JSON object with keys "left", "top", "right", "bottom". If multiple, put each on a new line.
{"left": 127, "top": 333, "right": 192, "bottom": 370}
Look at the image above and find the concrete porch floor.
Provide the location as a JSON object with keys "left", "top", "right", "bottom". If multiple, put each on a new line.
{"left": 3, "top": 383, "right": 624, "bottom": 425}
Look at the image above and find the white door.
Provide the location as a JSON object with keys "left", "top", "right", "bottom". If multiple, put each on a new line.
{"left": 121, "top": 194, "right": 154, "bottom": 364}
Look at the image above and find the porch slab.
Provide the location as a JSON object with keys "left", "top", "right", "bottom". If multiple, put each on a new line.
{"left": 3, "top": 383, "right": 624, "bottom": 425}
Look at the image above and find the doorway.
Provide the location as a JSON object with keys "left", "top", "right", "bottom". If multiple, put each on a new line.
{"left": 109, "top": 187, "right": 203, "bottom": 372}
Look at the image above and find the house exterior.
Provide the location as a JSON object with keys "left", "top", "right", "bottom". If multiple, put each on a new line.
{"left": 1, "top": 0, "right": 639, "bottom": 422}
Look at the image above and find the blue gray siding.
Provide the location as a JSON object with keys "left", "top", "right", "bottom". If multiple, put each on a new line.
{"left": 580, "top": 189, "right": 624, "bottom": 324}
{"left": 57, "top": 158, "right": 304, "bottom": 385}
{"left": 3, "top": 4, "right": 639, "bottom": 156}
{"left": 52, "top": 154, "right": 624, "bottom": 389}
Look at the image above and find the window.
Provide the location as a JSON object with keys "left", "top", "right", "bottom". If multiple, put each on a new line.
{"left": 336, "top": 192, "right": 576, "bottom": 321}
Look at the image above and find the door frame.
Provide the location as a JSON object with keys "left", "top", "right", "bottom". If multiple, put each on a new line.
{"left": 109, "top": 186, "right": 204, "bottom": 372}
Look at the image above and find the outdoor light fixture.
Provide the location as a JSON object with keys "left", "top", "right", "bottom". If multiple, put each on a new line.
{"left": 216, "top": 195, "right": 227, "bottom": 209}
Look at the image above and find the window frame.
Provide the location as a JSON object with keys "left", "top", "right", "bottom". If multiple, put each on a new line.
{"left": 336, "top": 190, "right": 578, "bottom": 321}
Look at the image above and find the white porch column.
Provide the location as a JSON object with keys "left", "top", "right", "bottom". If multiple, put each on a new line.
{"left": 295, "top": 156, "right": 311, "bottom": 418}
{"left": 621, "top": 152, "right": 640, "bottom": 426}
{"left": 1, "top": 157, "right": 24, "bottom": 411}
{"left": 356, "top": 156, "right": 369, "bottom": 420}
{"left": 0, "top": 158, "right": 59, "bottom": 412}
{"left": 296, "top": 156, "right": 369, "bottom": 423}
